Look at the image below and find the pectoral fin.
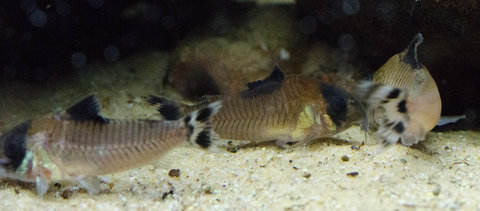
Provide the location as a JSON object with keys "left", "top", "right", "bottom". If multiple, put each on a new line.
{"left": 36, "top": 175, "right": 49, "bottom": 197}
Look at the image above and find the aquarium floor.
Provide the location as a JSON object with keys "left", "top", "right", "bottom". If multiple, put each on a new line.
{"left": 0, "top": 130, "right": 479, "bottom": 210}
{"left": 1, "top": 52, "right": 479, "bottom": 211}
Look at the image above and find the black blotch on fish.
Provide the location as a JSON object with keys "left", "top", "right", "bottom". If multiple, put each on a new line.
{"left": 183, "top": 116, "right": 193, "bottom": 137}
{"left": 387, "top": 88, "right": 401, "bottom": 99}
{"left": 195, "top": 130, "right": 211, "bottom": 148}
{"left": 241, "top": 65, "right": 285, "bottom": 98}
{"left": 183, "top": 116, "right": 191, "bottom": 124}
{"left": 404, "top": 33, "right": 423, "bottom": 69}
{"left": 66, "top": 95, "right": 108, "bottom": 123}
{"left": 0, "top": 120, "right": 30, "bottom": 170}
{"left": 196, "top": 107, "right": 212, "bottom": 123}
{"left": 398, "top": 100, "right": 407, "bottom": 113}
{"left": 146, "top": 95, "right": 181, "bottom": 120}
{"left": 393, "top": 122, "right": 405, "bottom": 134}
{"left": 320, "top": 83, "right": 347, "bottom": 126}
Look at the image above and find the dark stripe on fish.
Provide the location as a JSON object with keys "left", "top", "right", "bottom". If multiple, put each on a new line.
{"left": 320, "top": 83, "right": 347, "bottom": 127}
{"left": 398, "top": 100, "right": 407, "bottom": 113}
{"left": 0, "top": 120, "right": 30, "bottom": 170}
{"left": 195, "top": 130, "right": 211, "bottom": 148}
{"left": 393, "top": 122, "right": 405, "bottom": 134}
{"left": 196, "top": 107, "right": 212, "bottom": 123}
{"left": 387, "top": 88, "right": 401, "bottom": 99}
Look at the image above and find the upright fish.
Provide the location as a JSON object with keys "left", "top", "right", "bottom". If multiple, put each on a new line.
{"left": 368, "top": 33, "right": 442, "bottom": 147}
{"left": 0, "top": 95, "right": 221, "bottom": 197}
{"left": 147, "top": 66, "right": 406, "bottom": 149}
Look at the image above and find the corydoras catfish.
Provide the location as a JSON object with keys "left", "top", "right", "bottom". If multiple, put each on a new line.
{"left": 147, "top": 66, "right": 406, "bottom": 150}
{"left": 0, "top": 95, "right": 221, "bottom": 197}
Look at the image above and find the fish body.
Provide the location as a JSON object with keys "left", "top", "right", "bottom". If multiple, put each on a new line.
{"left": 0, "top": 95, "right": 221, "bottom": 196}
{"left": 149, "top": 66, "right": 372, "bottom": 148}
{"left": 372, "top": 33, "right": 442, "bottom": 146}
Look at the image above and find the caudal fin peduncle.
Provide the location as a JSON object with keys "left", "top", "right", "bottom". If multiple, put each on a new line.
{"left": 183, "top": 101, "right": 222, "bottom": 151}
{"left": 356, "top": 81, "right": 410, "bottom": 152}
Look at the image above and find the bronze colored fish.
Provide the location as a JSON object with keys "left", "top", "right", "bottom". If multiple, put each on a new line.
{"left": 148, "top": 66, "right": 406, "bottom": 149}
{"left": 370, "top": 33, "right": 442, "bottom": 147}
{"left": 0, "top": 95, "right": 221, "bottom": 197}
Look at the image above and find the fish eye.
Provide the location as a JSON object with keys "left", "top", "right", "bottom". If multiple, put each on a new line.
{"left": 331, "top": 96, "right": 347, "bottom": 113}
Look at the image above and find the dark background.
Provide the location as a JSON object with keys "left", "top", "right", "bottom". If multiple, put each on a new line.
{"left": 1, "top": 0, "right": 478, "bottom": 129}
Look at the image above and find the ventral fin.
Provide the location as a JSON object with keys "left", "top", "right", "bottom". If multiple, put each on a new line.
{"left": 241, "top": 65, "right": 285, "bottom": 98}
{"left": 66, "top": 95, "right": 108, "bottom": 123}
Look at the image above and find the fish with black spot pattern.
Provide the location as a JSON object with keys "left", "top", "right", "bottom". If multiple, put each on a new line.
{"left": 0, "top": 95, "right": 221, "bottom": 197}
{"left": 148, "top": 66, "right": 405, "bottom": 150}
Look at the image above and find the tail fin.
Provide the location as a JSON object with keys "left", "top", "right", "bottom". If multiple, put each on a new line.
{"left": 183, "top": 101, "right": 222, "bottom": 151}
{"left": 356, "top": 81, "right": 410, "bottom": 151}
{"left": 145, "top": 95, "right": 188, "bottom": 120}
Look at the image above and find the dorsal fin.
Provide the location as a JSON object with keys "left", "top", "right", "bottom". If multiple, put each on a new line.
{"left": 66, "top": 95, "right": 108, "bottom": 123}
{"left": 241, "top": 65, "right": 285, "bottom": 98}
{"left": 403, "top": 33, "right": 423, "bottom": 69}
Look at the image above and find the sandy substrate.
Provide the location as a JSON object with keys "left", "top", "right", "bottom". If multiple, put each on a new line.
{"left": 1, "top": 6, "right": 479, "bottom": 211}
{"left": 1, "top": 127, "right": 479, "bottom": 210}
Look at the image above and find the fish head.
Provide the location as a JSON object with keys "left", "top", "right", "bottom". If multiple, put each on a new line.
{"left": 343, "top": 93, "right": 370, "bottom": 131}
{"left": 0, "top": 120, "right": 30, "bottom": 180}
{"left": 373, "top": 33, "right": 441, "bottom": 144}
{"left": 320, "top": 83, "right": 368, "bottom": 132}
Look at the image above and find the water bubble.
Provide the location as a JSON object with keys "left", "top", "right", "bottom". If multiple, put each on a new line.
{"left": 22, "top": 31, "right": 32, "bottom": 41}
{"left": 338, "top": 33, "right": 355, "bottom": 51}
{"left": 342, "top": 0, "right": 360, "bottom": 15}
{"left": 71, "top": 52, "right": 87, "bottom": 68}
{"left": 21, "top": 0, "right": 37, "bottom": 13}
{"left": 30, "top": 9, "right": 47, "bottom": 27}
{"left": 88, "top": 0, "right": 104, "bottom": 9}
{"left": 104, "top": 45, "right": 120, "bottom": 62}
{"left": 299, "top": 16, "right": 317, "bottom": 35}
{"left": 56, "top": 1, "right": 71, "bottom": 16}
